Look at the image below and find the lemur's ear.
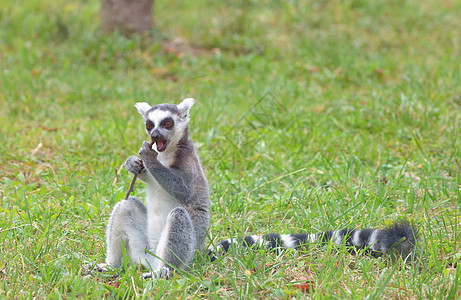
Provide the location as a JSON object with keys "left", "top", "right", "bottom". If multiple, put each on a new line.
{"left": 177, "top": 98, "right": 195, "bottom": 119}
{"left": 134, "top": 102, "right": 151, "bottom": 119}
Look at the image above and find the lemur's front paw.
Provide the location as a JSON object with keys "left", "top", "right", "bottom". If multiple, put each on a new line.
{"left": 125, "top": 155, "right": 145, "bottom": 175}
{"left": 138, "top": 141, "right": 158, "bottom": 165}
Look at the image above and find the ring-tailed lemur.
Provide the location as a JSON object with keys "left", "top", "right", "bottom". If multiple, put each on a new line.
{"left": 104, "top": 98, "right": 210, "bottom": 279}
{"left": 100, "top": 98, "right": 417, "bottom": 279}
{"left": 208, "top": 221, "right": 418, "bottom": 261}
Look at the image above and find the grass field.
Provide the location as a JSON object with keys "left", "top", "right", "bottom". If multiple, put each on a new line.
{"left": 1, "top": 0, "right": 460, "bottom": 298}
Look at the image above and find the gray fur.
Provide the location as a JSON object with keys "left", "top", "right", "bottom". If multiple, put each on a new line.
{"left": 148, "top": 103, "right": 181, "bottom": 116}
{"left": 138, "top": 141, "right": 192, "bottom": 202}
{"left": 105, "top": 98, "right": 210, "bottom": 279}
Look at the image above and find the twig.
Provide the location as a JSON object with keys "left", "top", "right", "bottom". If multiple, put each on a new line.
{"left": 124, "top": 141, "right": 154, "bottom": 200}
{"left": 125, "top": 174, "right": 138, "bottom": 200}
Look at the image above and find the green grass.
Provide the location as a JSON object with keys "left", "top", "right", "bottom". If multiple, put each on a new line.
{"left": 1, "top": 0, "right": 460, "bottom": 298}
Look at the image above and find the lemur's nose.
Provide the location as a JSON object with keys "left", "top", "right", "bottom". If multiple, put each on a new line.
{"left": 151, "top": 130, "right": 161, "bottom": 140}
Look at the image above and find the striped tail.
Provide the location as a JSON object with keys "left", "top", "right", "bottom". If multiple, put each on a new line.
{"left": 208, "top": 221, "right": 418, "bottom": 261}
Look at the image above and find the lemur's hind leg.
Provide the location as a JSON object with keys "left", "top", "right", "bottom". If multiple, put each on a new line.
{"left": 105, "top": 196, "right": 151, "bottom": 268}
{"left": 143, "top": 207, "right": 196, "bottom": 279}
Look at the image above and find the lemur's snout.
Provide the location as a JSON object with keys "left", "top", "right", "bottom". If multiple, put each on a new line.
{"left": 151, "top": 130, "right": 161, "bottom": 140}
{"left": 151, "top": 130, "right": 168, "bottom": 152}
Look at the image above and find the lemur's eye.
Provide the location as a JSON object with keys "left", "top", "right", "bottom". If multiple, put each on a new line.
{"left": 146, "top": 121, "right": 154, "bottom": 130}
{"left": 161, "top": 117, "right": 174, "bottom": 129}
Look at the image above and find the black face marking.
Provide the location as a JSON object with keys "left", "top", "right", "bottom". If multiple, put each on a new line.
{"left": 145, "top": 120, "right": 154, "bottom": 131}
{"left": 161, "top": 117, "right": 175, "bottom": 129}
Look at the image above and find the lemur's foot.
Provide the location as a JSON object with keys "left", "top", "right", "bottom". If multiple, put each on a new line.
{"left": 93, "top": 263, "right": 109, "bottom": 272}
{"left": 142, "top": 267, "right": 170, "bottom": 280}
{"left": 125, "top": 155, "right": 145, "bottom": 175}
{"left": 82, "top": 262, "right": 118, "bottom": 277}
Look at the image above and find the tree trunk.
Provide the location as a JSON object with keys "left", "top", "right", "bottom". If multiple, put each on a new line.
{"left": 100, "top": 0, "right": 154, "bottom": 35}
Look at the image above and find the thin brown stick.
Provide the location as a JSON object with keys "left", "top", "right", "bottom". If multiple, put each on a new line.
{"left": 124, "top": 141, "right": 154, "bottom": 200}
{"left": 125, "top": 173, "right": 138, "bottom": 200}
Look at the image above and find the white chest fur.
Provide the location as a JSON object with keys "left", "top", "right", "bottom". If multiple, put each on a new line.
{"left": 156, "top": 150, "right": 175, "bottom": 168}
{"left": 144, "top": 158, "right": 180, "bottom": 249}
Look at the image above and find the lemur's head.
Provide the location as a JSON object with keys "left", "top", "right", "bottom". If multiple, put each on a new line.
{"left": 134, "top": 98, "right": 194, "bottom": 153}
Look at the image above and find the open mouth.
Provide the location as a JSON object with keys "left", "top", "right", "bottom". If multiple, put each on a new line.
{"left": 155, "top": 139, "right": 168, "bottom": 152}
